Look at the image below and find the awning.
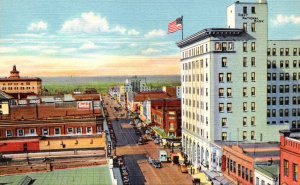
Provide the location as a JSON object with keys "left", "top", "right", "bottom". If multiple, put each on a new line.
{"left": 192, "top": 173, "right": 211, "bottom": 185}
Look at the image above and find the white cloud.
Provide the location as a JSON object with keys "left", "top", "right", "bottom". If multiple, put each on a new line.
{"left": 144, "top": 29, "right": 166, "bottom": 39}
{"left": 80, "top": 41, "right": 99, "bottom": 50}
{"left": 272, "top": 14, "right": 300, "bottom": 26}
{"left": 14, "top": 33, "right": 46, "bottom": 38}
{"left": 129, "top": 43, "right": 138, "bottom": 47}
{"left": 60, "top": 12, "right": 109, "bottom": 34}
{"left": 112, "top": 25, "right": 127, "bottom": 34}
{"left": 141, "top": 48, "right": 160, "bottom": 55}
{"left": 62, "top": 48, "right": 78, "bottom": 53}
{"left": 60, "top": 12, "right": 134, "bottom": 35}
{"left": 27, "top": 21, "right": 48, "bottom": 32}
{"left": 41, "top": 49, "right": 58, "bottom": 55}
{"left": 128, "top": 29, "right": 139, "bottom": 35}
{"left": 0, "top": 47, "right": 18, "bottom": 53}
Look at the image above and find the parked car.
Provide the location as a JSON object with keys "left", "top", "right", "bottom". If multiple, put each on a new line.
{"left": 154, "top": 138, "right": 160, "bottom": 144}
{"left": 147, "top": 157, "right": 153, "bottom": 164}
{"left": 152, "top": 160, "right": 162, "bottom": 168}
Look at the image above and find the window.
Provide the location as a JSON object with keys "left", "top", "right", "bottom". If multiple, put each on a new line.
{"left": 267, "top": 60, "right": 271, "bottom": 68}
{"left": 87, "top": 127, "right": 92, "bottom": 134}
{"left": 227, "top": 103, "right": 232, "bottom": 112}
{"left": 228, "top": 42, "right": 234, "bottom": 50}
{"left": 294, "top": 60, "right": 297, "bottom": 68}
{"left": 219, "top": 73, "right": 224, "bottom": 83}
{"left": 243, "top": 117, "right": 247, "bottom": 126}
{"left": 256, "top": 177, "right": 259, "bottom": 185}
{"left": 251, "top": 72, "right": 255, "bottom": 82}
{"left": 267, "top": 48, "right": 270, "bottom": 56}
{"left": 222, "top": 57, "right": 227, "bottom": 67}
{"left": 272, "top": 73, "right": 276, "bottom": 81}
{"left": 243, "top": 57, "right": 247, "bottom": 67}
{"left": 251, "top": 102, "right": 255, "bottom": 111}
{"left": 272, "top": 60, "right": 276, "bottom": 68}
{"left": 243, "top": 6, "right": 247, "bottom": 14}
{"left": 54, "top": 128, "right": 60, "bottom": 135}
{"left": 261, "top": 180, "right": 265, "bottom": 185}
{"left": 251, "top": 116, "right": 255, "bottom": 126}
{"left": 251, "top": 23, "right": 256, "bottom": 32}
{"left": 42, "top": 128, "right": 49, "bottom": 136}
{"left": 76, "top": 127, "right": 82, "bottom": 134}
{"left": 267, "top": 73, "right": 271, "bottom": 81}
{"left": 243, "top": 102, "right": 247, "bottom": 112}
{"left": 286, "top": 48, "right": 289, "bottom": 56}
{"left": 272, "top": 48, "right": 276, "bottom": 56}
{"left": 29, "top": 128, "right": 36, "bottom": 135}
{"left": 251, "top": 87, "right": 255, "bottom": 96}
{"left": 6, "top": 130, "right": 12, "bottom": 137}
{"left": 285, "top": 60, "right": 289, "bottom": 68}
{"left": 280, "top": 48, "right": 284, "bottom": 56}
{"left": 222, "top": 132, "right": 227, "bottom": 141}
{"left": 222, "top": 42, "right": 227, "bottom": 51}
{"left": 17, "top": 129, "right": 24, "bottom": 137}
{"left": 219, "top": 88, "right": 224, "bottom": 97}
{"left": 284, "top": 159, "right": 289, "bottom": 176}
{"left": 243, "top": 87, "right": 247, "bottom": 97}
{"left": 251, "top": 57, "right": 255, "bottom": 66}
{"left": 251, "top": 131, "right": 255, "bottom": 140}
{"left": 251, "top": 42, "right": 255, "bottom": 51}
{"left": 227, "top": 73, "right": 232, "bottom": 82}
{"left": 243, "top": 72, "right": 247, "bottom": 82}
{"left": 243, "top": 131, "right": 247, "bottom": 140}
{"left": 243, "top": 42, "right": 247, "bottom": 52}
{"left": 293, "top": 164, "right": 298, "bottom": 182}
{"left": 242, "top": 166, "right": 245, "bottom": 178}
{"left": 222, "top": 118, "right": 227, "bottom": 127}
{"left": 243, "top": 23, "right": 247, "bottom": 31}
{"left": 219, "top": 103, "right": 224, "bottom": 112}
{"left": 67, "top": 128, "right": 73, "bottom": 134}
{"left": 227, "top": 88, "right": 232, "bottom": 97}
{"left": 215, "top": 42, "right": 221, "bottom": 51}
{"left": 251, "top": 6, "right": 255, "bottom": 13}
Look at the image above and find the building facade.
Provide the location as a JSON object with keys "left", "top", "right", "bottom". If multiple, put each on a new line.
{"left": 279, "top": 130, "right": 300, "bottom": 185}
{"left": 0, "top": 91, "right": 14, "bottom": 115}
{"left": 0, "top": 65, "right": 42, "bottom": 97}
{"left": 177, "top": 0, "right": 292, "bottom": 172}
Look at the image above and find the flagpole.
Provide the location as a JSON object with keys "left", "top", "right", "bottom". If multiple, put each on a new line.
{"left": 181, "top": 15, "right": 183, "bottom": 40}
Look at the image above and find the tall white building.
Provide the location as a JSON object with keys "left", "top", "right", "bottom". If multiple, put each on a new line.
{"left": 177, "top": 0, "right": 298, "bottom": 172}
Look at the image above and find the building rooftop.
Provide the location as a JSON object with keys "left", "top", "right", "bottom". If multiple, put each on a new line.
{"left": 177, "top": 28, "right": 254, "bottom": 48}
{"left": 255, "top": 164, "right": 279, "bottom": 179}
{"left": 133, "top": 92, "right": 171, "bottom": 102}
{"left": 0, "top": 90, "right": 14, "bottom": 100}
{"left": 0, "top": 166, "right": 111, "bottom": 185}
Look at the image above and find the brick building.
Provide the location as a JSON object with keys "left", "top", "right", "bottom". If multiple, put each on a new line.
{"left": 0, "top": 65, "right": 42, "bottom": 98}
{"left": 151, "top": 99, "right": 181, "bottom": 137}
{"left": 221, "top": 143, "right": 279, "bottom": 185}
{"left": 0, "top": 117, "right": 104, "bottom": 153}
{"left": 280, "top": 130, "right": 300, "bottom": 185}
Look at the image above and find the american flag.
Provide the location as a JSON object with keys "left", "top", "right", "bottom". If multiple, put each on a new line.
{"left": 168, "top": 17, "right": 183, "bottom": 33}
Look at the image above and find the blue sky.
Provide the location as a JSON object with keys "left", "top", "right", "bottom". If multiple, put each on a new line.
{"left": 0, "top": 0, "right": 299, "bottom": 76}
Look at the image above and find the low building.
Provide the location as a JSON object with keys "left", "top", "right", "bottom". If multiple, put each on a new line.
{"left": 0, "top": 91, "right": 14, "bottom": 115}
{"left": 254, "top": 164, "right": 279, "bottom": 185}
{"left": 0, "top": 117, "right": 105, "bottom": 153}
{"left": 221, "top": 143, "right": 280, "bottom": 185}
{"left": 279, "top": 130, "right": 300, "bottom": 185}
{"left": 0, "top": 65, "right": 42, "bottom": 98}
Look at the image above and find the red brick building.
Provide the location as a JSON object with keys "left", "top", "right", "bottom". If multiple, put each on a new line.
{"left": 221, "top": 143, "right": 280, "bottom": 185}
{"left": 151, "top": 99, "right": 181, "bottom": 137}
{"left": 280, "top": 130, "right": 300, "bottom": 185}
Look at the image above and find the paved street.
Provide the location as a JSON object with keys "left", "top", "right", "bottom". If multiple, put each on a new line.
{"left": 112, "top": 119, "right": 139, "bottom": 146}
{"left": 102, "top": 95, "right": 192, "bottom": 185}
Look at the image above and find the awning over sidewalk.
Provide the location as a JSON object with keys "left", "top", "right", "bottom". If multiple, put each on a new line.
{"left": 192, "top": 173, "right": 211, "bottom": 185}
{"left": 152, "top": 126, "right": 168, "bottom": 138}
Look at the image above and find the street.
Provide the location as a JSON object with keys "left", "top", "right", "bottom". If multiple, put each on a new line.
{"left": 102, "top": 95, "right": 192, "bottom": 185}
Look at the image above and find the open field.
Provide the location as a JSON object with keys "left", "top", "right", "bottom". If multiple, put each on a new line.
{"left": 44, "top": 82, "right": 180, "bottom": 94}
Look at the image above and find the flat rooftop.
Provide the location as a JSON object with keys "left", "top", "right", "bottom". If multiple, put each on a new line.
{"left": 0, "top": 166, "right": 111, "bottom": 185}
